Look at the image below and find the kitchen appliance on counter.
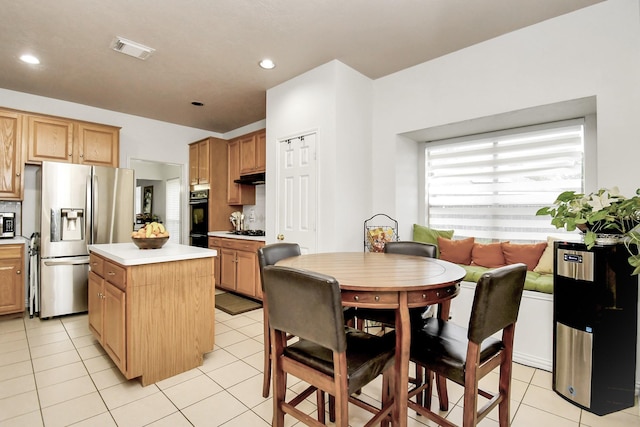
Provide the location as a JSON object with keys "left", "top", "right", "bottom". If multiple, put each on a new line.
{"left": 0, "top": 212, "right": 16, "bottom": 238}
{"left": 189, "top": 189, "right": 209, "bottom": 248}
{"left": 37, "top": 162, "right": 134, "bottom": 318}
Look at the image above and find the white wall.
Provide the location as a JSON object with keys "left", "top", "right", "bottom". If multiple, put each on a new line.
{"left": 372, "top": 0, "right": 640, "bottom": 238}
{"left": 266, "top": 60, "right": 373, "bottom": 251}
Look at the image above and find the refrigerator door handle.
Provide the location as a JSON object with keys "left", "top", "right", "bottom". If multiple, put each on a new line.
{"left": 86, "top": 175, "right": 93, "bottom": 246}
{"left": 93, "top": 174, "right": 99, "bottom": 243}
{"left": 43, "top": 256, "right": 91, "bottom": 267}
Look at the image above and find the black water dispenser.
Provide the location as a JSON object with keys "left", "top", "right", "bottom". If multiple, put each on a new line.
{"left": 553, "top": 241, "right": 638, "bottom": 415}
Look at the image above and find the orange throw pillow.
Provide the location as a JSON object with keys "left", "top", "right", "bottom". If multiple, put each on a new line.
{"left": 438, "top": 237, "right": 475, "bottom": 265}
{"left": 501, "top": 242, "right": 548, "bottom": 271}
{"left": 471, "top": 242, "right": 507, "bottom": 268}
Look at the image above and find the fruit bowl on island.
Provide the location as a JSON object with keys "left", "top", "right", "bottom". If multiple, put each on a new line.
{"left": 131, "top": 222, "right": 169, "bottom": 249}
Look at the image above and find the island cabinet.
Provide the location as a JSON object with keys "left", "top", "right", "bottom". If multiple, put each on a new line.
{"left": 0, "top": 109, "right": 24, "bottom": 200}
{"left": 88, "top": 247, "right": 215, "bottom": 386}
{"left": 213, "top": 237, "right": 264, "bottom": 300}
{"left": 0, "top": 243, "right": 25, "bottom": 316}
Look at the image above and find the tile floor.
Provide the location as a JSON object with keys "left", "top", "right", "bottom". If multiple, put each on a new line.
{"left": 0, "top": 293, "right": 638, "bottom": 427}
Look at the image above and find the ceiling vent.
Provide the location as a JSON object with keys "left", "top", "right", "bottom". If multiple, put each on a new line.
{"left": 110, "top": 36, "right": 155, "bottom": 60}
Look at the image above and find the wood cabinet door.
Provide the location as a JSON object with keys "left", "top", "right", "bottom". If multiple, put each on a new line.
{"left": 227, "top": 139, "right": 255, "bottom": 205}
{"left": 227, "top": 140, "right": 242, "bottom": 204}
{"left": 26, "top": 115, "right": 74, "bottom": 163}
{"left": 77, "top": 122, "right": 119, "bottom": 167}
{"left": 255, "top": 130, "right": 266, "bottom": 173}
{"left": 0, "top": 255, "right": 23, "bottom": 315}
{"left": 0, "top": 109, "right": 23, "bottom": 200}
{"left": 189, "top": 143, "right": 199, "bottom": 186}
{"left": 219, "top": 248, "right": 237, "bottom": 290}
{"left": 239, "top": 134, "right": 257, "bottom": 175}
{"left": 88, "top": 271, "right": 104, "bottom": 341}
{"left": 103, "top": 282, "right": 126, "bottom": 373}
{"left": 235, "top": 250, "right": 256, "bottom": 296}
{"left": 197, "top": 140, "right": 210, "bottom": 185}
{"left": 208, "top": 240, "right": 221, "bottom": 288}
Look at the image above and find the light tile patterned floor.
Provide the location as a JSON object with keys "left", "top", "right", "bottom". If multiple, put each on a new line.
{"left": 0, "top": 294, "right": 638, "bottom": 426}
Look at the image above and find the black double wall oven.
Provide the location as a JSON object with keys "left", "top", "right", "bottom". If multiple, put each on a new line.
{"left": 189, "top": 189, "right": 209, "bottom": 248}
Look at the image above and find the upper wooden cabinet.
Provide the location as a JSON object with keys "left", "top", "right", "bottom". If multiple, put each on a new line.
{"left": 239, "top": 129, "right": 266, "bottom": 175}
{"left": 26, "top": 115, "right": 74, "bottom": 163}
{"left": 189, "top": 139, "right": 210, "bottom": 186}
{"left": 0, "top": 109, "right": 24, "bottom": 200}
{"left": 25, "top": 113, "right": 120, "bottom": 167}
{"left": 77, "top": 122, "right": 119, "bottom": 167}
{"left": 227, "top": 138, "right": 255, "bottom": 205}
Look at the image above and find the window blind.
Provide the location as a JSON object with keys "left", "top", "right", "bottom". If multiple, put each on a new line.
{"left": 425, "top": 120, "right": 584, "bottom": 243}
{"left": 165, "top": 178, "right": 181, "bottom": 242}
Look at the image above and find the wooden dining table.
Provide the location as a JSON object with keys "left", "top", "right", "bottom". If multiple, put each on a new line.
{"left": 276, "top": 251, "right": 466, "bottom": 427}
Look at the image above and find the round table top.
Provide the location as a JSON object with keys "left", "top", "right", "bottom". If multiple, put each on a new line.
{"left": 275, "top": 251, "right": 466, "bottom": 292}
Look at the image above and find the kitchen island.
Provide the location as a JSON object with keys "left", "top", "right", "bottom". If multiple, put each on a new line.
{"left": 88, "top": 242, "right": 216, "bottom": 386}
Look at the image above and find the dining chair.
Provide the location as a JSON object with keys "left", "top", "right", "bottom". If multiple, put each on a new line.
{"left": 408, "top": 263, "right": 527, "bottom": 427}
{"left": 356, "top": 241, "right": 438, "bottom": 331}
{"left": 257, "top": 243, "right": 301, "bottom": 398}
{"left": 262, "top": 265, "right": 396, "bottom": 427}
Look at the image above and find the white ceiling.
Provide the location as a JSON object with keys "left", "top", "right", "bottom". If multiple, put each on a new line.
{"left": 1, "top": 0, "right": 602, "bottom": 133}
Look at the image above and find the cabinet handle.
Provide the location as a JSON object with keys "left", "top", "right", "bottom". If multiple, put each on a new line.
{"left": 80, "top": 153, "right": 84, "bottom": 157}
{"left": 16, "top": 270, "right": 21, "bottom": 274}
{"left": 108, "top": 271, "right": 115, "bottom": 276}
{"left": 16, "top": 172, "right": 20, "bottom": 177}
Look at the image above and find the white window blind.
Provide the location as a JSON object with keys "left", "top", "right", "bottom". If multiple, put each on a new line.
{"left": 425, "top": 120, "right": 584, "bottom": 243}
{"left": 165, "top": 178, "right": 181, "bottom": 243}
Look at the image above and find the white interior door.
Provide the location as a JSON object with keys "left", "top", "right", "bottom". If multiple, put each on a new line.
{"left": 276, "top": 133, "right": 317, "bottom": 254}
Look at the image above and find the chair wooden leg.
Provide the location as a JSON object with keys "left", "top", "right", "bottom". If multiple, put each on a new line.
{"left": 272, "top": 336, "right": 286, "bottom": 427}
{"left": 329, "top": 395, "right": 336, "bottom": 422}
{"left": 317, "top": 391, "right": 326, "bottom": 424}
{"left": 424, "top": 368, "right": 433, "bottom": 410}
{"left": 262, "top": 310, "right": 271, "bottom": 398}
{"left": 436, "top": 373, "right": 449, "bottom": 411}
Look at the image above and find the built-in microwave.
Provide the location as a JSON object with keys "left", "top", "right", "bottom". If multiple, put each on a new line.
{"left": 0, "top": 212, "right": 16, "bottom": 238}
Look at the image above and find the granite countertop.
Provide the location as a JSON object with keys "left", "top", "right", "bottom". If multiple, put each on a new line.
{"left": 89, "top": 242, "right": 217, "bottom": 266}
{"left": 208, "top": 231, "right": 266, "bottom": 242}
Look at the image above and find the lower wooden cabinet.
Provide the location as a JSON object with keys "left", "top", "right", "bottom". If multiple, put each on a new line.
{"left": 88, "top": 252, "right": 214, "bottom": 385}
{"left": 0, "top": 244, "right": 25, "bottom": 316}
{"left": 210, "top": 237, "right": 263, "bottom": 300}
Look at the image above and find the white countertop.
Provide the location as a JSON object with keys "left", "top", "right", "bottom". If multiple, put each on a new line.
{"left": 0, "top": 236, "right": 27, "bottom": 245}
{"left": 89, "top": 243, "right": 217, "bottom": 266}
{"left": 208, "top": 231, "right": 266, "bottom": 242}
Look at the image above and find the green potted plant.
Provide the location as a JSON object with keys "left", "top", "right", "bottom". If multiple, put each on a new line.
{"left": 536, "top": 187, "right": 640, "bottom": 274}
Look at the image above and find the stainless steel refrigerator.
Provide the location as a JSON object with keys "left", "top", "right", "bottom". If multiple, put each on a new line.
{"left": 37, "top": 161, "right": 134, "bottom": 318}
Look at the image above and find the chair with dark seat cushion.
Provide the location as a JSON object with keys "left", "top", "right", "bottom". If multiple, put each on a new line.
{"left": 258, "top": 243, "right": 356, "bottom": 401}
{"left": 257, "top": 243, "right": 301, "bottom": 398}
{"left": 355, "top": 241, "right": 438, "bottom": 330}
{"left": 408, "top": 263, "right": 527, "bottom": 427}
{"left": 263, "top": 265, "right": 396, "bottom": 427}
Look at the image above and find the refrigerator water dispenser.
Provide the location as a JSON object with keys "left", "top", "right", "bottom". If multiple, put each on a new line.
{"left": 61, "top": 208, "right": 84, "bottom": 241}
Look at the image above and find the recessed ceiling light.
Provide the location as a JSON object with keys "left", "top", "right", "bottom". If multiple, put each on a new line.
{"left": 191, "top": 101, "right": 204, "bottom": 106}
{"left": 259, "top": 59, "right": 275, "bottom": 70}
{"left": 20, "top": 54, "right": 40, "bottom": 65}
